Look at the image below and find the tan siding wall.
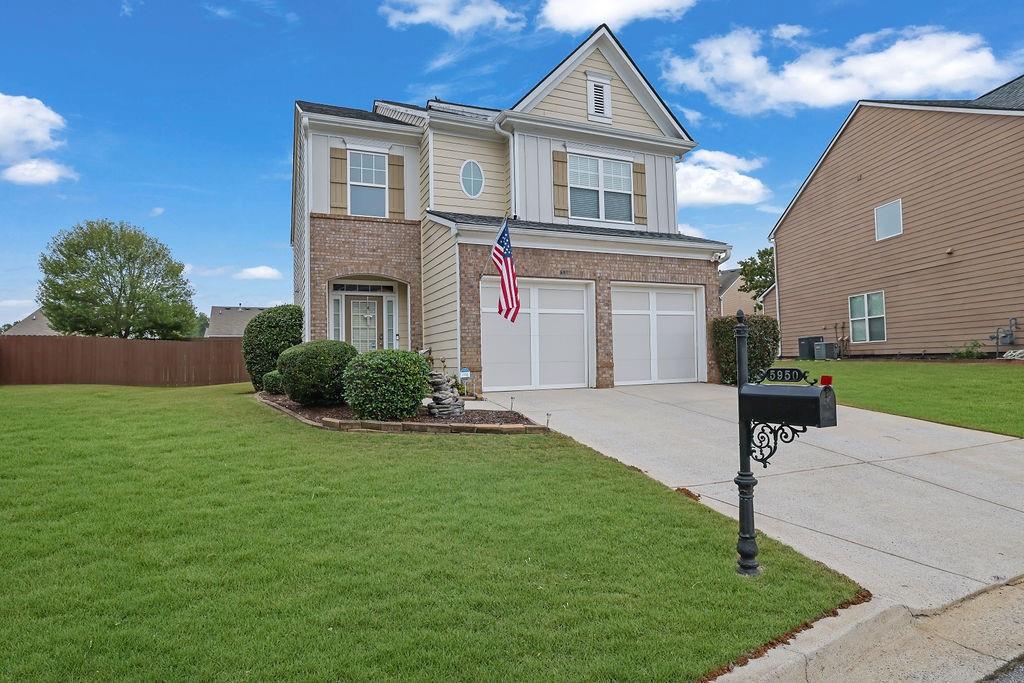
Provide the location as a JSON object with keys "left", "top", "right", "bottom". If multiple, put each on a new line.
{"left": 431, "top": 131, "right": 509, "bottom": 216}
{"left": 421, "top": 219, "right": 460, "bottom": 370}
{"left": 720, "top": 280, "right": 760, "bottom": 317}
{"left": 775, "top": 105, "right": 1024, "bottom": 356}
{"left": 530, "top": 47, "right": 663, "bottom": 136}
{"left": 292, "top": 110, "right": 307, "bottom": 310}
{"left": 761, "top": 289, "right": 778, "bottom": 319}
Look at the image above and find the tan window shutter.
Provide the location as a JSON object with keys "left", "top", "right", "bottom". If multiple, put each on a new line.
{"left": 633, "top": 162, "right": 647, "bottom": 225}
{"left": 388, "top": 153, "right": 405, "bottom": 219}
{"left": 552, "top": 150, "right": 568, "bottom": 217}
{"left": 330, "top": 148, "right": 347, "bottom": 214}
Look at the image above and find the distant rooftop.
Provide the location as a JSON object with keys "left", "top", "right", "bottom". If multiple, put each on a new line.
{"left": 295, "top": 100, "right": 413, "bottom": 126}
{"left": 3, "top": 308, "right": 57, "bottom": 336}
{"left": 205, "top": 306, "right": 267, "bottom": 337}
{"left": 864, "top": 73, "right": 1024, "bottom": 112}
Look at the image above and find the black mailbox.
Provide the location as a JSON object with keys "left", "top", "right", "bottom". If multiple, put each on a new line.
{"left": 738, "top": 383, "right": 837, "bottom": 428}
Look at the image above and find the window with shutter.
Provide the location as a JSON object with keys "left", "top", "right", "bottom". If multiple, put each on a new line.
{"left": 587, "top": 71, "right": 612, "bottom": 124}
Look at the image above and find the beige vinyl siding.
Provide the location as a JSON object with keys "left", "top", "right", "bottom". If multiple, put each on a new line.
{"left": 419, "top": 129, "right": 431, "bottom": 216}
{"left": 761, "top": 288, "right": 778, "bottom": 319}
{"left": 291, "top": 109, "right": 307, "bottom": 310}
{"left": 530, "top": 47, "right": 663, "bottom": 136}
{"left": 420, "top": 219, "right": 460, "bottom": 369}
{"left": 774, "top": 104, "right": 1024, "bottom": 356}
{"left": 720, "top": 279, "right": 759, "bottom": 317}
{"left": 431, "top": 131, "right": 509, "bottom": 216}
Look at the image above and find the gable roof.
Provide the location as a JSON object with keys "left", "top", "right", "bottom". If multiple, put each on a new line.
{"left": 205, "top": 306, "right": 267, "bottom": 337}
{"left": 3, "top": 308, "right": 57, "bottom": 336}
{"left": 295, "top": 100, "right": 414, "bottom": 126}
{"left": 769, "top": 73, "right": 1024, "bottom": 240}
{"left": 718, "top": 268, "right": 742, "bottom": 297}
{"left": 511, "top": 24, "right": 691, "bottom": 141}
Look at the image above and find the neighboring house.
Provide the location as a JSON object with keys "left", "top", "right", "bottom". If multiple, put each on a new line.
{"left": 758, "top": 283, "right": 778, "bottom": 320}
{"left": 2, "top": 308, "right": 57, "bottom": 336}
{"left": 770, "top": 75, "right": 1024, "bottom": 357}
{"left": 291, "top": 25, "right": 731, "bottom": 393}
{"left": 718, "top": 268, "right": 764, "bottom": 317}
{"left": 205, "top": 306, "right": 267, "bottom": 337}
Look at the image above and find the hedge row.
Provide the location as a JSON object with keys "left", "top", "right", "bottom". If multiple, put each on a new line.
{"left": 711, "top": 314, "right": 780, "bottom": 385}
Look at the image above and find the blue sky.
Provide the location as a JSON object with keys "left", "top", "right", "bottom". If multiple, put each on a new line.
{"left": 2, "top": 0, "right": 1022, "bottom": 325}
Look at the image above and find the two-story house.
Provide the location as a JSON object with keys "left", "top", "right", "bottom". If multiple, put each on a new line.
{"left": 770, "top": 75, "right": 1024, "bottom": 357}
{"left": 291, "top": 25, "right": 732, "bottom": 393}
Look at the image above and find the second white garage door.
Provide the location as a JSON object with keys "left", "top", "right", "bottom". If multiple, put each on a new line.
{"left": 612, "top": 284, "right": 704, "bottom": 385}
{"left": 480, "top": 278, "right": 591, "bottom": 391}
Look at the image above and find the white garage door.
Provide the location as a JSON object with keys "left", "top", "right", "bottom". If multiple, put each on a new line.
{"left": 612, "top": 285, "right": 703, "bottom": 385}
{"left": 480, "top": 279, "right": 590, "bottom": 391}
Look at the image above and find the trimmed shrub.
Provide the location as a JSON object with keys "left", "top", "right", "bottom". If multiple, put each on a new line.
{"left": 712, "top": 314, "right": 781, "bottom": 385}
{"left": 277, "top": 340, "right": 357, "bottom": 406}
{"left": 344, "top": 349, "right": 430, "bottom": 421}
{"left": 242, "top": 304, "right": 303, "bottom": 390}
{"left": 262, "top": 370, "right": 285, "bottom": 395}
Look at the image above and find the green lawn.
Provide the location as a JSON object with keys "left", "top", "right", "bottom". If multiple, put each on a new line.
{"left": 0, "top": 383, "right": 858, "bottom": 681}
{"left": 788, "top": 360, "right": 1024, "bottom": 437}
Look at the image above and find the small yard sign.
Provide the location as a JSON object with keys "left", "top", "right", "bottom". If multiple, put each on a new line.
{"left": 460, "top": 368, "right": 471, "bottom": 380}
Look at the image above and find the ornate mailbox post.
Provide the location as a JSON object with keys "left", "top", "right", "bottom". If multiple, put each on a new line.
{"left": 733, "top": 310, "right": 838, "bottom": 575}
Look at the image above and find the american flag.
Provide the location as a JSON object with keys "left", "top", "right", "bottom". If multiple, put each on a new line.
{"left": 490, "top": 217, "right": 521, "bottom": 323}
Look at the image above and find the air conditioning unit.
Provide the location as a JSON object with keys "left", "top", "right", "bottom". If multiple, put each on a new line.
{"left": 798, "top": 336, "right": 824, "bottom": 360}
{"left": 814, "top": 342, "right": 840, "bottom": 360}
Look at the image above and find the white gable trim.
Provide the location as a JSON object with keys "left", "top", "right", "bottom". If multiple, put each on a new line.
{"left": 769, "top": 99, "right": 1024, "bottom": 239}
{"left": 512, "top": 26, "right": 690, "bottom": 142}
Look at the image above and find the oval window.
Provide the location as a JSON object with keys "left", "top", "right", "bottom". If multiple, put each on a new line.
{"left": 460, "top": 160, "right": 484, "bottom": 198}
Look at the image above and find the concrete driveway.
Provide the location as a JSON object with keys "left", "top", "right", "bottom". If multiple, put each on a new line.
{"left": 481, "top": 383, "right": 1024, "bottom": 610}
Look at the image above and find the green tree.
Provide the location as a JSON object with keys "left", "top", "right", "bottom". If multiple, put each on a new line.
{"left": 737, "top": 247, "right": 775, "bottom": 312}
{"left": 38, "top": 219, "right": 197, "bottom": 339}
{"left": 0, "top": 322, "right": 13, "bottom": 333}
{"left": 191, "top": 312, "right": 210, "bottom": 337}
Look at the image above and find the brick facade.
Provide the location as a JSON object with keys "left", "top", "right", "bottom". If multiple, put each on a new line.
{"left": 458, "top": 243, "right": 720, "bottom": 391}
{"left": 307, "top": 214, "right": 423, "bottom": 349}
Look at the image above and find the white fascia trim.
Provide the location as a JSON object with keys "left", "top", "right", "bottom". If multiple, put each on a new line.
{"left": 860, "top": 101, "right": 1024, "bottom": 117}
{"left": 373, "top": 101, "right": 428, "bottom": 122}
{"left": 565, "top": 142, "right": 633, "bottom": 162}
{"left": 512, "top": 29, "right": 689, "bottom": 141}
{"left": 303, "top": 119, "right": 313, "bottom": 342}
{"left": 498, "top": 111, "right": 693, "bottom": 155}
{"left": 769, "top": 99, "right": 1024, "bottom": 240}
{"left": 427, "top": 129, "right": 435, "bottom": 210}
{"left": 446, "top": 221, "right": 728, "bottom": 261}
{"left": 756, "top": 282, "right": 776, "bottom": 302}
{"left": 453, "top": 238, "right": 462, "bottom": 372}
{"left": 304, "top": 113, "right": 422, "bottom": 141}
{"left": 427, "top": 101, "right": 499, "bottom": 120}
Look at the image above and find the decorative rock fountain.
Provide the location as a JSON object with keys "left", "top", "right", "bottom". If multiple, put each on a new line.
{"left": 426, "top": 371, "right": 465, "bottom": 418}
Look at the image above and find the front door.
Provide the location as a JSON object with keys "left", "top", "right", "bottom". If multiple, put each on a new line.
{"left": 346, "top": 295, "right": 385, "bottom": 352}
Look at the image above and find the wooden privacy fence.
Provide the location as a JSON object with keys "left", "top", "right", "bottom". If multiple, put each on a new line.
{"left": 0, "top": 336, "right": 250, "bottom": 387}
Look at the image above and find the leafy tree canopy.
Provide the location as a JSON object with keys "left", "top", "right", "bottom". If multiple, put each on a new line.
{"left": 38, "top": 219, "right": 196, "bottom": 339}
{"left": 736, "top": 246, "right": 775, "bottom": 312}
{"left": 191, "top": 312, "right": 210, "bottom": 338}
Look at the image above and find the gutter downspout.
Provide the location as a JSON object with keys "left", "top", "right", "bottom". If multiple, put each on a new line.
{"left": 494, "top": 115, "right": 516, "bottom": 217}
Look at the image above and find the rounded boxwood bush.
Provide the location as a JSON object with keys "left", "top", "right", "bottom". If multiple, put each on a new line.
{"left": 262, "top": 370, "right": 285, "bottom": 395}
{"left": 242, "top": 304, "right": 303, "bottom": 390}
{"left": 276, "top": 340, "right": 357, "bottom": 406}
{"left": 712, "top": 314, "right": 781, "bottom": 385}
{"left": 344, "top": 349, "right": 430, "bottom": 421}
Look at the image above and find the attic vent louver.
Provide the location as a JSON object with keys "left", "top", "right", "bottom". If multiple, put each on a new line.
{"left": 586, "top": 71, "right": 612, "bottom": 124}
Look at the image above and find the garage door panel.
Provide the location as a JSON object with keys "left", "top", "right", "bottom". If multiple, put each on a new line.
{"left": 656, "top": 314, "right": 697, "bottom": 380}
{"left": 481, "top": 284, "right": 531, "bottom": 309}
{"left": 612, "top": 313, "right": 652, "bottom": 383}
{"left": 481, "top": 310, "right": 532, "bottom": 388}
{"left": 538, "top": 312, "right": 587, "bottom": 386}
{"left": 538, "top": 287, "right": 584, "bottom": 310}
{"left": 612, "top": 289, "right": 649, "bottom": 311}
{"left": 656, "top": 290, "right": 695, "bottom": 312}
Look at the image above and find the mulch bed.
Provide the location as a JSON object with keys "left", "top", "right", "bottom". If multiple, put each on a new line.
{"left": 260, "top": 393, "right": 534, "bottom": 426}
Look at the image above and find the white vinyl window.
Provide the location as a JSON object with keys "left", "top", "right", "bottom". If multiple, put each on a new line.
{"left": 586, "top": 71, "right": 612, "bottom": 124}
{"left": 874, "top": 198, "right": 902, "bottom": 241}
{"left": 568, "top": 153, "right": 633, "bottom": 223}
{"left": 849, "top": 291, "right": 886, "bottom": 343}
{"left": 460, "top": 159, "right": 484, "bottom": 198}
{"left": 348, "top": 151, "right": 387, "bottom": 217}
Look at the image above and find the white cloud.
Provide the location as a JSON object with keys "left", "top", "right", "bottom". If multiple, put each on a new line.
{"left": 234, "top": 266, "right": 283, "bottom": 280}
{"left": 202, "top": 4, "right": 236, "bottom": 19}
{"left": 185, "top": 264, "right": 233, "bottom": 277}
{"left": 381, "top": 0, "right": 524, "bottom": 34}
{"left": 756, "top": 203, "right": 784, "bottom": 214}
{"left": 677, "top": 223, "right": 706, "bottom": 238}
{"left": 678, "top": 106, "right": 703, "bottom": 126}
{"left": 2, "top": 159, "right": 78, "bottom": 185}
{"left": 0, "top": 299, "right": 35, "bottom": 308}
{"left": 662, "top": 25, "right": 1020, "bottom": 115}
{"left": 539, "top": 0, "right": 697, "bottom": 32}
{"left": 676, "top": 150, "right": 771, "bottom": 207}
{"left": 240, "top": 0, "right": 300, "bottom": 25}
{"left": 149, "top": 206, "right": 165, "bottom": 217}
{"left": 771, "top": 23, "right": 809, "bottom": 42}
{"left": 120, "top": 0, "right": 139, "bottom": 17}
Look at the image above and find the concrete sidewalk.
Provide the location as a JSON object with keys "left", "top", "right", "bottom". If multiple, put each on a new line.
{"left": 482, "top": 383, "right": 1024, "bottom": 611}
